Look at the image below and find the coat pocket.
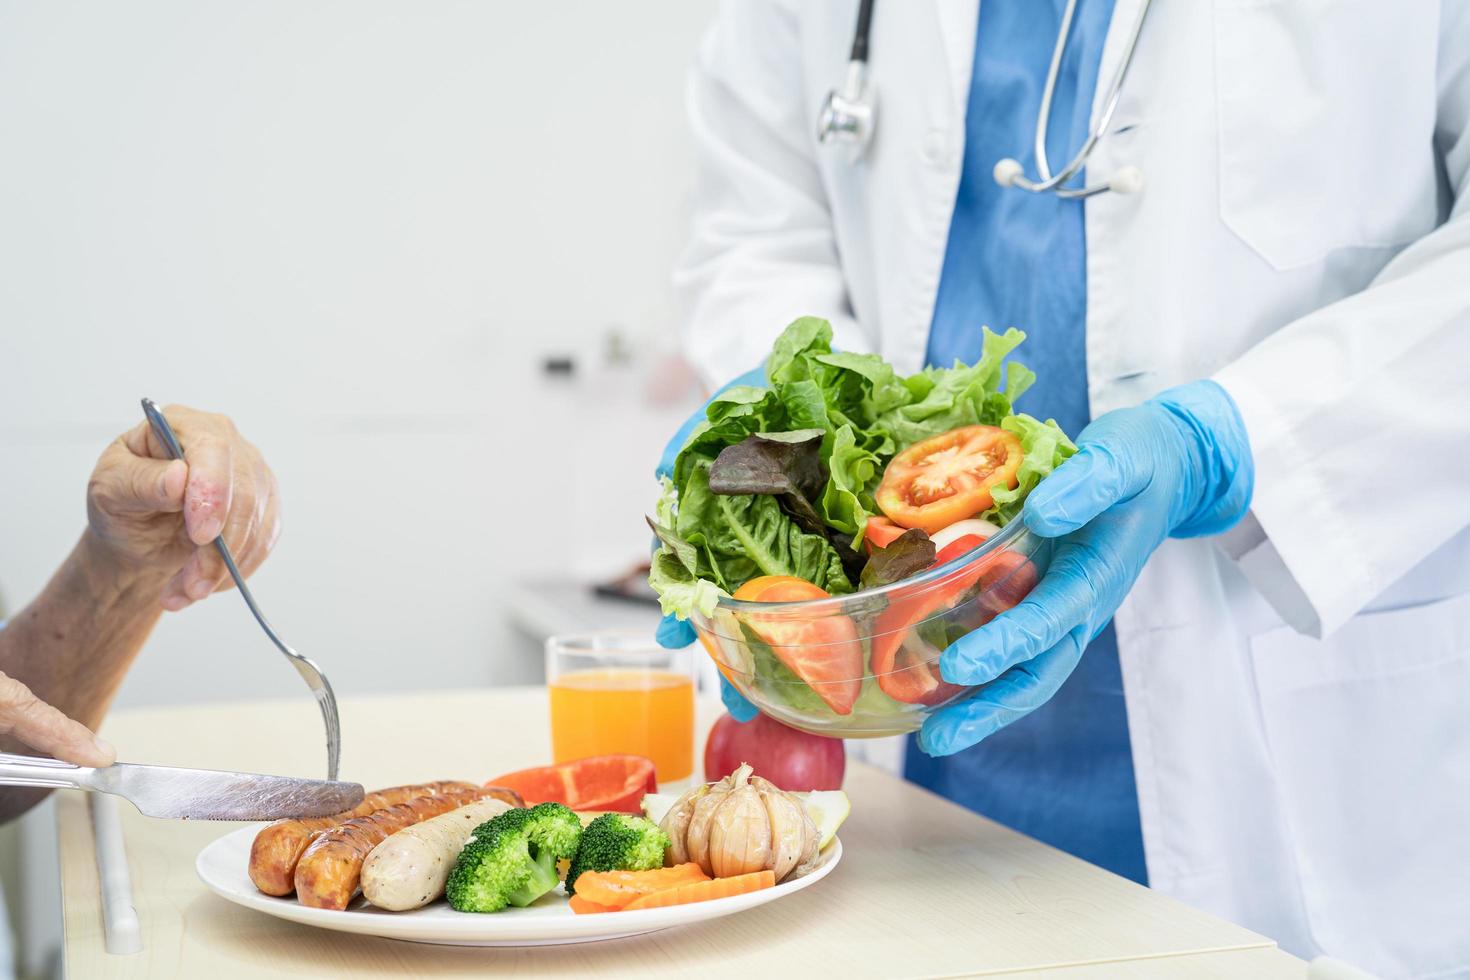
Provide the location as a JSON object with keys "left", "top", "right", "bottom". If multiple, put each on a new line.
{"left": 1212, "top": 0, "right": 1439, "bottom": 270}
{"left": 1250, "top": 592, "right": 1470, "bottom": 978}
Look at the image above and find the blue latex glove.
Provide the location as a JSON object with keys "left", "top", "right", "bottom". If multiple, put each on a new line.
{"left": 654, "top": 366, "right": 765, "bottom": 723}
{"left": 917, "top": 380, "right": 1254, "bottom": 756}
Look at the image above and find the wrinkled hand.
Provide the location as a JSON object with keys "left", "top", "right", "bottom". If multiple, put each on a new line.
{"left": 918, "top": 381, "right": 1254, "bottom": 756}
{"left": 0, "top": 672, "right": 114, "bottom": 767}
{"left": 654, "top": 367, "right": 765, "bottom": 723}
{"left": 85, "top": 405, "right": 281, "bottom": 612}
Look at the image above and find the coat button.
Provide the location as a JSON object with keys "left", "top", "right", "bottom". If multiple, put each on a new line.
{"left": 921, "top": 128, "right": 951, "bottom": 165}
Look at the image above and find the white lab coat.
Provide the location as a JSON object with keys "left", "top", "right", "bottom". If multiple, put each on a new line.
{"left": 673, "top": 2, "right": 1470, "bottom": 976}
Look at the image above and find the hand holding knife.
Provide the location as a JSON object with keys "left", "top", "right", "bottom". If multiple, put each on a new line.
{"left": 0, "top": 752, "right": 363, "bottom": 820}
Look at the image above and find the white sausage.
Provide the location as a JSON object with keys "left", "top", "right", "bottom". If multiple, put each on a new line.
{"left": 360, "top": 797, "right": 514, "bottom": 911}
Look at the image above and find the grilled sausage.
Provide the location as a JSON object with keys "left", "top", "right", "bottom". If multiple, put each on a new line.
{"left": 248, "top": 781, "right": 479, "bottom": 896}
{"left": 360, "top": 796, "right": 517, "bottom": 911}
{"left": 480, "top": 786, "right": 526, "bottom": 809}
{"left": 294, "top": 786, "right": 489, "bottom": 909}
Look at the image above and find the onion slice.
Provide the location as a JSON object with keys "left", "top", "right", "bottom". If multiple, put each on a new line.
{"left": 929, "top": 518, "right": 1002, "bottom": 553}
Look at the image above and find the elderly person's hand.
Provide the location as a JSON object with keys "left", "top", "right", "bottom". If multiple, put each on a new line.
{"left": 84, "top": 404, "right": 281, "bottom": 611}
{"left": 0, "top": 671, "right": 118, "bottom": 767}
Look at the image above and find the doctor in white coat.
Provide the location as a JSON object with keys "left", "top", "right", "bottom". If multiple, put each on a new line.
{"left": 663, "top": 1, "right": 1470, "bottom": 976}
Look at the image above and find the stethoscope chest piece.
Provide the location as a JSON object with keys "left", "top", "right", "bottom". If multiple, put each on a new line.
{"left": 817, "top": 60, "right": 875, "bottom": 160}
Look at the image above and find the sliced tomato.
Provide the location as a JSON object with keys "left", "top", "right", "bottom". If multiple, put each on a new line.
{"left": 863, "top": 516, "right": 908, "bottom": 552}
{"left": 869, "top": 548, "right": 1039, "bottom": 705}
{"left": 733, "top": 575, "right": 831, "bottom": 604}
{"left": 876, "top": 426, "right": 1023, "bottom": 535}
{"left": 732, "top": 576, "right": 863, "bottom": 715}
{"left": 487, "top": 755, "right": 657, "bottom": 813}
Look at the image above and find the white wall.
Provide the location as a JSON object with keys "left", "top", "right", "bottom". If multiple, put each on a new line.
{"left": 0, "top": 2, "right": 715, "bottom": 708}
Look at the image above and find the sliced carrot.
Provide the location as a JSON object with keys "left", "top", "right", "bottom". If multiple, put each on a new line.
{"left": 568, "top": 895, "right": 618, "bottom": 915}
{"left": 574, "top": 864, "right": 709, "bottom": 909}
{"left": 622, "top": 870, "right": 776, "bottom": 911}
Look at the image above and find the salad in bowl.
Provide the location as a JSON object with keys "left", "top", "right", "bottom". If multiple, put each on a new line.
{"left": 649, "top": 318, "right": 1074, "bottom": 736}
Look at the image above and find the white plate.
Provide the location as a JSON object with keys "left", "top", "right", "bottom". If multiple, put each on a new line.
{"left": 196, "top": 826, "right": 842, "bottom": 947}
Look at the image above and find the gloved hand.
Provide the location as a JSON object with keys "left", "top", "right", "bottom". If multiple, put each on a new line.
{"left": 654, "top": 367, "right": 765, "bottom": 723}
{"left": 917, "top": 380, "right": 1254, "bottom": 756}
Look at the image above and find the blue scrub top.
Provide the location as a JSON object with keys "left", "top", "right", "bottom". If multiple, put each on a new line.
{"left": 904, "top": 0, "right": 1148, "bottom": 885}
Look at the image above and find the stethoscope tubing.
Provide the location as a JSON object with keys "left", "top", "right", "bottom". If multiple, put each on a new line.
{"left": 818, "top": 0, "right": 1152, "bottom": 199}
{"left": 1018, "top": 0, "right": 1153, "bottom": 198}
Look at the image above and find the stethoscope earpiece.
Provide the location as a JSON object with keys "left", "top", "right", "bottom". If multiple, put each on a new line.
{"left": 1108, "top": 166, "right": 1144, "bottom": 195}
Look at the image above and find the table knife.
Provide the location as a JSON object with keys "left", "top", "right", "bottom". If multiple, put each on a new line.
{"left": 0, "top": 752, "right": 364, "bottom": 820}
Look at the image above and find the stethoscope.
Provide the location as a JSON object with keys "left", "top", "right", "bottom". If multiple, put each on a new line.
{"left": 816, "top": 0, "right": 1152, "bottom": 198}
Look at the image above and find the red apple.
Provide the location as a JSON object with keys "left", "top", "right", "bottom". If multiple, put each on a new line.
{"left": 703, "top": 712, "right": 845, "bottom": 791}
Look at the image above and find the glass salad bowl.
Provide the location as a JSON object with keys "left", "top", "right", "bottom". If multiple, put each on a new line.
{"left": 688, "top": 520, "right": 1052, "bottom": 738}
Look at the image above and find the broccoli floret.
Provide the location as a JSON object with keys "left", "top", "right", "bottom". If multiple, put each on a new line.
{"left": 566, "top": 813, "right": 670, "bottom": 895}
{"left": 445, "top": 802, "right": 582, "bottom": 913}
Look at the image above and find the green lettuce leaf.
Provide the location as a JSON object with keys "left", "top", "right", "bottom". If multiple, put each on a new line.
{"left": 874, "top": 327, "right": 1028, "bottom": 446}
{"left": 985, "top": 413, "right": 1077, "bottom": 524}
{"left": 821, "top": 424, "right": 882, "bottom": 537}
{"left": 766, "top": 317, "right": 833, "bottom": 385}
{"left": 675, "top": 461, "right": 853, "bottom": 600}
{"left": 648, "top": 545, "right": 727, "bottom": 619}
{"left": 646, "top": 502, "right": 727, "bottom": 619}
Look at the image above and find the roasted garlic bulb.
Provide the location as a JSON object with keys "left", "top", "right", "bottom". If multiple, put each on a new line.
{"left": 659, "top": 763, "right": 820, "bottom": 882}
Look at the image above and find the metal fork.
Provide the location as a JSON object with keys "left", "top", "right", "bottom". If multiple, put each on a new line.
{"left": 141, "top": 398, "right": 341, "bottom": 780}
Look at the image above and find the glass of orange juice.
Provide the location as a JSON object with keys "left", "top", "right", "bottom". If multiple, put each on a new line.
{"left": 546, "top": 632, "right": 695, "bottom": 783}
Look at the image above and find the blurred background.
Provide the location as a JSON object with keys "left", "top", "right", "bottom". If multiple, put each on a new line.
{"left": 0, "top": 2, "right": 717, "bottom": 973}
{"left": 0, "top": 0, "right": 717, "bottom": 701}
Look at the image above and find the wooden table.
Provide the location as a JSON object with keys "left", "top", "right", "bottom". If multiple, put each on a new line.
{"left": 58, "top": 689, "right": 1306, "bottom": 978}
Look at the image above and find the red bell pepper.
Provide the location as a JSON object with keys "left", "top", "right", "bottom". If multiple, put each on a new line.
{"left": 869, "top": 547, "right": 1039, "bottom": 705}
{"left": 487, "top": 755, "right": 657, "bottom": 813}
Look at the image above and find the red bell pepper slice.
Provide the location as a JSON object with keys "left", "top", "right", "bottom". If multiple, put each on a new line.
{"left": 487, "top": 755, "right": 657, "bottom": 813}
{"left": 869, "top": 547, "right": 1039, "bottom": 705}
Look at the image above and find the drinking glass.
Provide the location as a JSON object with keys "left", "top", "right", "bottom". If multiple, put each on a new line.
{"left": 546, "top": 631, "right": 695, "bottom": 783}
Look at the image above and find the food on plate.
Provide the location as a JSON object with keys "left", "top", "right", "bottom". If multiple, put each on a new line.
{"left": 643, "top": 787, "right": 850, "bottom": 850}
{"left": 360, "top": 796, "right": 517, "bottom": 912}
{"left": 565, "top": 812, "right": 670, "bottom": 895}
{"left": 234, "top": 757, "right": 847, "bottom": 921}
{"left": 704, "top": 711, "right": 845, "bottom": 791}
{"left": 232, "top": 761, "right": 844, "bottom": 923}
{"left": 648, "top": 318, "right": 1074, "bottom": 722}
{"left": 294, "top": 786, "right": 490, "bottom": 910}
{"left": 621, "top": 870, "right": 776, "bottom": 910}
{"left": 571, "top": 864, "right": 709, "bottom": 910}
{"left": 567, "top": 894, "right": 617, "bottom": 914}
{"left": 445, "top": 803, "right": 583, "bottom": 913}
{"left": 660, "top": 764, "right": 818, "bottom": 882}
{"left": 799, "top": 790, "right": 851, "bottom": 850}
{"left": 248, "top": 780, "right": 488, "bottom": 896}
{"left": 486, "top": 755, "right": 658, "bottom": 813}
